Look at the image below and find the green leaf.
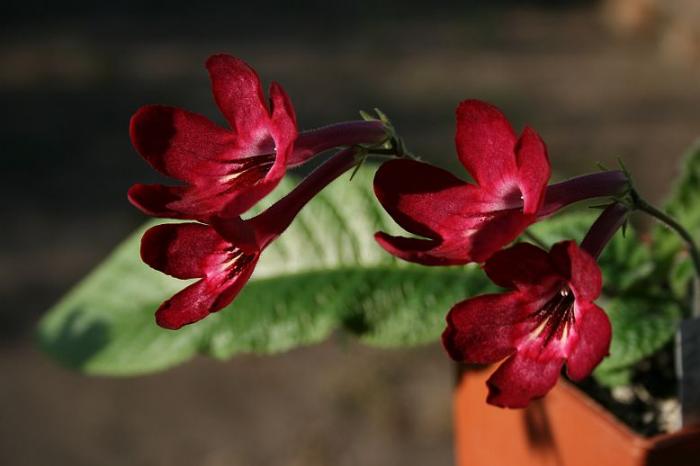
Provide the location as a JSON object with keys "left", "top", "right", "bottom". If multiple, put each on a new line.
{"left": 38, "top": 166, "right": 494, "bottom": 376}
{"left": 593, "top": 295, "right": 682, "bottom": 386}
{"left": 652, "top": 138, "right": 700, "bottom": 297}
{"left": 593, "top": 365, "right": 633, "bottom": 388}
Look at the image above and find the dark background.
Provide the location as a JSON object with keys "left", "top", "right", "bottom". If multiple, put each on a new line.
{"left": 2, "top": 1, "right": 699, "bottom": 465}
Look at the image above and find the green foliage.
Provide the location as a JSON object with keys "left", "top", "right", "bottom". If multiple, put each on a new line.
{"left": 652, "top": 138, "right": 700, "bottom": 300}
{"left": 38, "top": 167, "right": 494, "bottom": 376}
{"left": 593, "top": 296, "right": 682, "bottom": 387}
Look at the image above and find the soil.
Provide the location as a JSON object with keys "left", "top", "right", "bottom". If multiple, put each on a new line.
{"left": 576, "top": 343, "right": 680, "bottom": 437}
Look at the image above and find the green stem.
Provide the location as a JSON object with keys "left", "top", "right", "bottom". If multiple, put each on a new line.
{"left": 634, "top": 195, "right": 700, "bottom": 317}
{"left": 635, "top": 197, "right": 700, "bottom": 278}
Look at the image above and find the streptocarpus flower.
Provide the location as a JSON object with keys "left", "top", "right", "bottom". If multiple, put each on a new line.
{"left": 142, "top": 146, "right": 362, "bottom": 329}
{"left": 141, "top": 219, "right": 260, "bottom": 329}
{"left": 442, "top": 240, "right": 612, "bottom": 408}
{"left": 373, "top": 100, "right": 628, "bottom": 265}
{"left": 128, "top": 54, "right": 387, "bottom": 222}
{"left": 373, "top": 99, "right": 550, "bottom": 265}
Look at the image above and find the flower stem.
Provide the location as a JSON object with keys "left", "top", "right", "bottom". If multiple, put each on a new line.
{"left": 252, "top": 147, "right": 363, "bottom": 246}
{"left": 538, "top": 170, "right": 629, "bottom": 218}
{"left": 631, "top": 192, "right": 700, "bottom": 317}
{"left": 633, "top": 196, "right": 700, "bottom": 280}
{"left": 290, "top": 120, "right": 388, "bottom": 166}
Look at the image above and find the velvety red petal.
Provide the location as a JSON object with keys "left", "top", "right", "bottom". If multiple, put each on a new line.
{"left": 206, "top": 54, "right": 270, "bottom": 142}
{"left": 566, "top": 303, "right": 612, "bottom": 380}
{"left": 551, "top": 241, "right": 602, "bottom": 301}
{"left": 218, "top": 82, "right": 297, "bottom": 217}
{"left": 129, "top": 105, "right": 236, "bottom": 183}
{"left": 141, "top": 223, "right": 228, "bottom": 279}
{"left": 155, "top": 255, "right": 259, "bottom": 330}
{"left": 374, "top": 159, "right": 474, "bottom": 239}
{"left": 128, "top": 184, "right": 186, "bottom": 219}
{"left": 514, "top": 127, "right": 550, "bottom": 214}
{"left": 442, "top": 292, "right": 538, "bottom": 364}
{"left": 374, "top": 158, "right": 531, "bottom": 264}
{"left": 374, "top": 233, "right": 449, "bottom": 266}
{"left": 210, "top": 215, "right": 261, "bottom": 254}
{"left": 375, "top": 212, "right": 534, "bottom": 265}
{"left": 455, "top": 100, "right": 518, "bottom": 191}
{"left": 486, "top": 351, "right": 564, "bottom": 408}
{"left": 484, "top": 242, "right": 558, "bottom": 291}
{"left": 264, "top": 82, "right": 297, "bottom": 184}
{"left": 128, "top": 183, "right": 238, "bottom": 222}
{"left": 463, "top": 211, "right": 535, "bottom": 263}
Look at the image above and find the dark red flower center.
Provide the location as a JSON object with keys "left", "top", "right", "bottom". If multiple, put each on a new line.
{"left": 530, "top": 286, "right": 576, "bottom": 345}
{"left": 221, "top": 153, "right": 275, "bottom": 187}
{"left": 220, "top": 247, "right": 257, "bottom": 280}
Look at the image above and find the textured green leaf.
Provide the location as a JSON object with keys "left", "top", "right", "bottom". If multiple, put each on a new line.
{"left": 593, "top": 365, "right": 633, "bottom": 388}
{"left": 38, "top": 166, "right": 494, "bottom": 376}
{"left": 653, "top": 138, "right": 700, "bottom": 297}
{"left": 593, "top": 295, "right": 682, "bottom": 386}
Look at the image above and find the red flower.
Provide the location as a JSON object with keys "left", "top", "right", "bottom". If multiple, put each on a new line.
{"left": 128, "top": 55, "right": 296, "bottom": 222}
{"left": 141, "top": 218, "right": 262, "bottom": 329}
{"left": 141, "top": 146, "right": 362, "bottom": 329}
{"left": 373, "top": 99, "right": 550, "bottom": 265}
{"left": 442, "top": 241, "right": 611, "bottom": 408}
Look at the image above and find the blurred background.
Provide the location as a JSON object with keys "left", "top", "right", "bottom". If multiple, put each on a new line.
{"left": 2, "top": 1, "right": 700, "bottom": 465}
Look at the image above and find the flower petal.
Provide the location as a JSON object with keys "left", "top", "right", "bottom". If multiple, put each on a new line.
{"left": 455, "top": 100, "right": 518, "bottom": 191}
{"left": 140, "top": 223, "right": 228, "bottom": 279}
{"left": 566, "top": 303, "right": 612, "bottom": 381}
{"left": 551, "top": 241, "right": 602, "bottom": 301}
{"left": 219, "top": 82, "right": 297, "bottom": 217}
{"left": 128, "top": 184, "right": 189, "bottom": 219}
{"left": 484, "top": 242, "right": 558, "bottom": 291}
{"left": 486, "top": 351, "right": 564, "bottom": 408}
{"left": 374, "top": 159, "right": 473, "bottom": 239}
{"left": 129, "top": 105, "right": 237, "bottom": 183}
{"left": 514, "top": 127, "right": 550, "bottom": 214}
{"left": 128, "top": 182, "right": 249, "bottom": 222}
{"left": 206, "top": 54, "right": 270, "bottom": 142}
{"left": 373, "top": 159, "right": 531, "bottom": 264}
{"left": 155, "top": 255, "right": 259, "bottom": 329}
{"left": 373, "top": 233, "right": 447, "bottom": 266}
{"left": 464, "top": 211, "right": 536, "bottom": 263}
{"left": 442, "top": 292, "right": 538, "bottom": 364}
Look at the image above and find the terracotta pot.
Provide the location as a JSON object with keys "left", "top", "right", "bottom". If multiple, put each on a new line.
{"left": 454, "top": 365, "right": 700, "bottom": 466}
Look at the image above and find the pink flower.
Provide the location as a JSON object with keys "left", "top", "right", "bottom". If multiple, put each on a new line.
{"left": 128, "top": 54, "right": 387, "bottom": 222}
{"left": 373, "top": 100, "right": 551, "bottom": 265}
{"left": 442, "top": 241, "right": 612, "bottom": 408}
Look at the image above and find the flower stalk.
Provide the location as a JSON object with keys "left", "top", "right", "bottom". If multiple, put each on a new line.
{"left": 631, "top": 192, "right": 700, "bottom": 317}
{"left": 251, "top": 146, "right": 365, "bottom": 247}
{"left": 291, "top": 120, "right": 389, "bottom": 165}
{"left": 538, "top": 170, "right": 629, "bottom": 218}
{"left": 633, "top": 196, "right": 700, "bottom": 280}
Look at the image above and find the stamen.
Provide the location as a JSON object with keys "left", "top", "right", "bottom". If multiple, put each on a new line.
{"left": 220, "top": 154, "right": 275, "bottom": 184}
{"left": 530, "top": 286, "right": 576, "bottom": 345}
{"left": 217, "top": 247, "right": 256, "bottom": 279}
